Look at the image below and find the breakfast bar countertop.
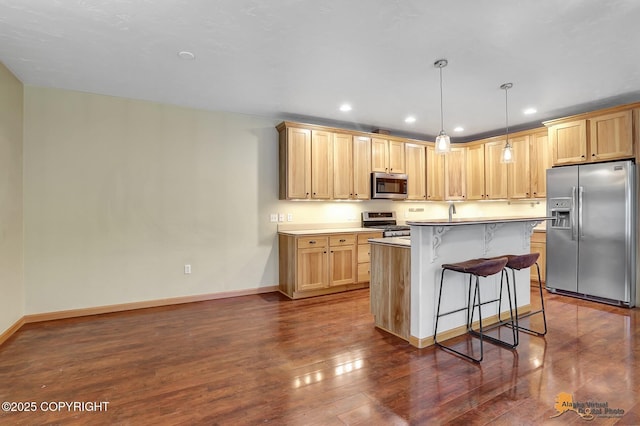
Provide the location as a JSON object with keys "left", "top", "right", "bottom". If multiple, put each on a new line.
{"left": 406, "top": 216, "right": 552, "bottom": 226}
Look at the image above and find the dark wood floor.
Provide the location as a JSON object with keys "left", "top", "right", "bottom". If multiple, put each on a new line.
{"left": 1, "top": 287, "right": 639, "bottom": 425}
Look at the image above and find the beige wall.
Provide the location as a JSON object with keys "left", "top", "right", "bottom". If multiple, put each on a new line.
{"left": 20, "top": 85, "right": 546, "bottom": 317}
{"left": 23, "top": 87, "right": 282, "bottom": 314}
{"left": 0, "top": 63, "right": 24, "bottom": 333}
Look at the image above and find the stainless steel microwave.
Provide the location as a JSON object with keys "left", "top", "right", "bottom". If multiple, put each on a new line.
{"left": 371, "top": 172, "right": 408, "bottom": 200}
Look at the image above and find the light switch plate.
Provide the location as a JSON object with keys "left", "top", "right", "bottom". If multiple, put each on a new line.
{"left": 278, "top": 213, "right": 285, "bottom": 222}
{"left": 269, "top": 213, "right": 278, "bottom": 222}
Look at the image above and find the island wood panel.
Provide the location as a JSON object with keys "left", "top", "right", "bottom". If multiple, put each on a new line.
{"left": 370, "top": 243, "right": 411, "bottom": 340}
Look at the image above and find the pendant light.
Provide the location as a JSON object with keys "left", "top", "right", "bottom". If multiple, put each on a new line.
{"left": 434, "top": 59, "right": 451, "bottom": 154}
{"left": 500, "top": 82, "right": 515, "bottom": 164}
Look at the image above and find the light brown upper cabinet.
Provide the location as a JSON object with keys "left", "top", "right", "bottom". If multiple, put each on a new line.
{"left": 405, "top": 143, "right": 427, "bottom": 200}
{"left": 310, "top": 130, "right": 334, "bottom": 199}
{"left": 507, "top": 135, "right": 531, "bottom": 199}
{"left": 465, "top": 143, "right": 486, "bottom": 200}
{"left": 426, "top": 145, "right": 445, "bottom": 201}
{"left": 279, "top": 126, "right": 312, "bottom": 200}
{"left": 589, "top": 110, "right": 633, "bottom": 161}
{"left": 444, "top": 146, "right": 466, "bottom": 201}
{"left": 332, "top": 132, "right": 354, "bottom": 199}
{"left": 352, "top": 136, "right": 372, "bottom": 200}
{"left": 546, "top": 107, "right": 633, "bottom": 166}
{"left": 278, "top": 122, "right": 372, "bottom": 201}
{"left": 484, "top": 140, "right": 509, "bottom": 200}
{"left": 372, "top": 138, "right": 405, "bottom": 173}
{"left": 530, "top": 131, "right": 551, "bottom": 198}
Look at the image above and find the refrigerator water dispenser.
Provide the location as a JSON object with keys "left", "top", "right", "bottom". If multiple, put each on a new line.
{"left": 548, "top": 197, "right": 572, "bottom": 229}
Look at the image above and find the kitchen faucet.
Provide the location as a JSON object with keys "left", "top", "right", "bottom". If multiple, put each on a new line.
{"left": 448, "top": 203, "right": 456, "bottom": 222}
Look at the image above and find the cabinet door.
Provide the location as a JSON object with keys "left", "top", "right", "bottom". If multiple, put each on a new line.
{"left": 284, "top": 127, "right": 311, "bottom": 199}
{"left": 426, "top": 145, "right": 445, "bottom": 201}
{"left": 353, "top": 136, "right": 371, "bottom": 200}
{"left": 465, "top": 144, "right": 485, "bottom": 200}
{"left": 371, "top": 138, "right": 389, "bottom": 172}
{"left": 484, "top": 141, "right": 508, "bottom": 199}
{"left": 589, "top": 110, "right": 633, "bottom": 161}
{"left": 333, "top": 132, "right": 353, "bottom": 199}
{"left": 329, "top": 245, "right": 356, "bottom": 287}
{"left": 405, "top": 143, "right": 426, "bottom": 200}
{"left": 311, "top": 130, "right": 333, "bottom": 199}
{"left": 530, "top": 232, "right": 546, "bottom": 284}
{"left": 388, "top": 140, "right": 406, "bottom": 173}
{"left": 445, "top": 146, "right": 466, "bottom": 200}
{"left": 549, "top": 120, "right": 587, "bottom": 165}
{"left": 297, "top": 247, "right": 328, "bottom": 291}
{"left": 507, "top": 135, "right": 531, "bottom": 199}
{"left": 530, "top": 131, "right": 550, "bottom": 198}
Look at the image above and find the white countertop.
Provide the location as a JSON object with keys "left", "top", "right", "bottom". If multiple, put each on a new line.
{"left": 407, "top": 216, "right": 552, "bottom": 226}
{"left": 278, "top": 227, "right": 380, "bottom": 236}
{"left": 368, "top": 237, "right": 411, "bottom": 247}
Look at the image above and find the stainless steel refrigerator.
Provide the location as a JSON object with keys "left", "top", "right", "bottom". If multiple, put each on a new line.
{"left": 546, "top": 160, "right": 636, "bottom": 307}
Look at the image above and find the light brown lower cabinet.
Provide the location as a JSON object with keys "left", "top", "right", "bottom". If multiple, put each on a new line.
{"left": 530, "top": 231, "right": 546, "bottom": 284}
{"left": 279, "top": 231, "right": 381, "bottom": 299}
{"left": 369, "top": 242, "right": 411, "bottom": 340}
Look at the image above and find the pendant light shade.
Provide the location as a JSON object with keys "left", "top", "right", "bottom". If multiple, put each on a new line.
{"left": 434, "top": 59, "right": 451, "bottom": 154}
{"left": 500, "top": 82, "right": 515, "bottom": 164}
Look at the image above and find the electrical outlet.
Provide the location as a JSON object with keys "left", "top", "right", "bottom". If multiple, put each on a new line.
{"left": 287, "top": 213, "right": 293, "bottom": 222}
{"left": 269, "top": 213, "right": 278, "bottom": 222}
{"left": 184, "top": 264, "right": 191, "bottom": 274}
{"left": 278, "top": 213, "right": 285, "bottom": 222}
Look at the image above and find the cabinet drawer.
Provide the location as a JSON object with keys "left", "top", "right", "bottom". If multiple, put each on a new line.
{"left": 330, "top": 234, "right": 356, "bottom": 246}
{"left": 357, "top": 243, "right": 371, "bottom": 263}
{"left": 298, "top": 236, "right": 328, "bottom": 249}
{"left": 358, "top": 232, "right": 383, "bottom": 244}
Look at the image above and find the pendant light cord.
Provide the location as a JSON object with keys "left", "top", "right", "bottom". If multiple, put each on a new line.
{"left": 439, "top": 65, "right": 444, "bottom": 131}
{"left": 505, "top": 85, "right": 509, "bottom": 143}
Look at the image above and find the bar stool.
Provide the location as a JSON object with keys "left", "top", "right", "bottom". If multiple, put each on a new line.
{"left": 498, "top": 253, "right": 547, "bottom": 337}
{"left": 434, "top": 257, "right": 517, "bottom": 363}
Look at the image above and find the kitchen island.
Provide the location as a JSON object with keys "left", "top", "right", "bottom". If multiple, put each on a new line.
{"left": 369, "top": 216, "right": 549, "bottom": 348}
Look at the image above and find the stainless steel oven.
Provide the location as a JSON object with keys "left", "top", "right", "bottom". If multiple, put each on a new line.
{"left": 361, "top": 211, "right": 410, "bottom": 237}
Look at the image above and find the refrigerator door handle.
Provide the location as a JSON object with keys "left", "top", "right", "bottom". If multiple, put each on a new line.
{"left": 578, "top": 186, "right": 585, "bottom": 238}
{"left": 571, "top": 186, "right": 577, "bottom": 240}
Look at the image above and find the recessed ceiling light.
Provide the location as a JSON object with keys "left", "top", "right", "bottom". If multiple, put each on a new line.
{"left": 177, "top": 51, "right": 195, "bottom": 60}
{"left": 523, "top": 107, "right": 537, "bottom": 115}
{"left": 453, "top": 126, "right": 464, "bottom": 132}
{"left": 339, "top": 104, "right": 352, "bottom": 112}
{"left": 405, "top": 116, "right": 416, "bottom": 123}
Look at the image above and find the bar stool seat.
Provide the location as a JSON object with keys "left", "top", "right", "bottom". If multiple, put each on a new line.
{"left": 434, "top": 256, "right": 517, "bottom": 363}
{"left": 497, "top": 252, "right": 547, "bottom": 337}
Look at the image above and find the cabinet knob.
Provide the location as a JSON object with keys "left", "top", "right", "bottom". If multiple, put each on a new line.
{"left": 581, "top": 155, "right": 586, "bottom": 158}
{"left": 309, "top": 240, "right": 316, "bottom": 244}
{"left": 592, "top": 153, "right": 596, "bottom": 157}
{"left": 339, "top": 239, "right": 346, "bottom": 243}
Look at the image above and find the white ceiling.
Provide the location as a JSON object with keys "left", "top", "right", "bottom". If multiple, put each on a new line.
{"left": 2, "top": 0, "right": 640, "bottom": 141}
